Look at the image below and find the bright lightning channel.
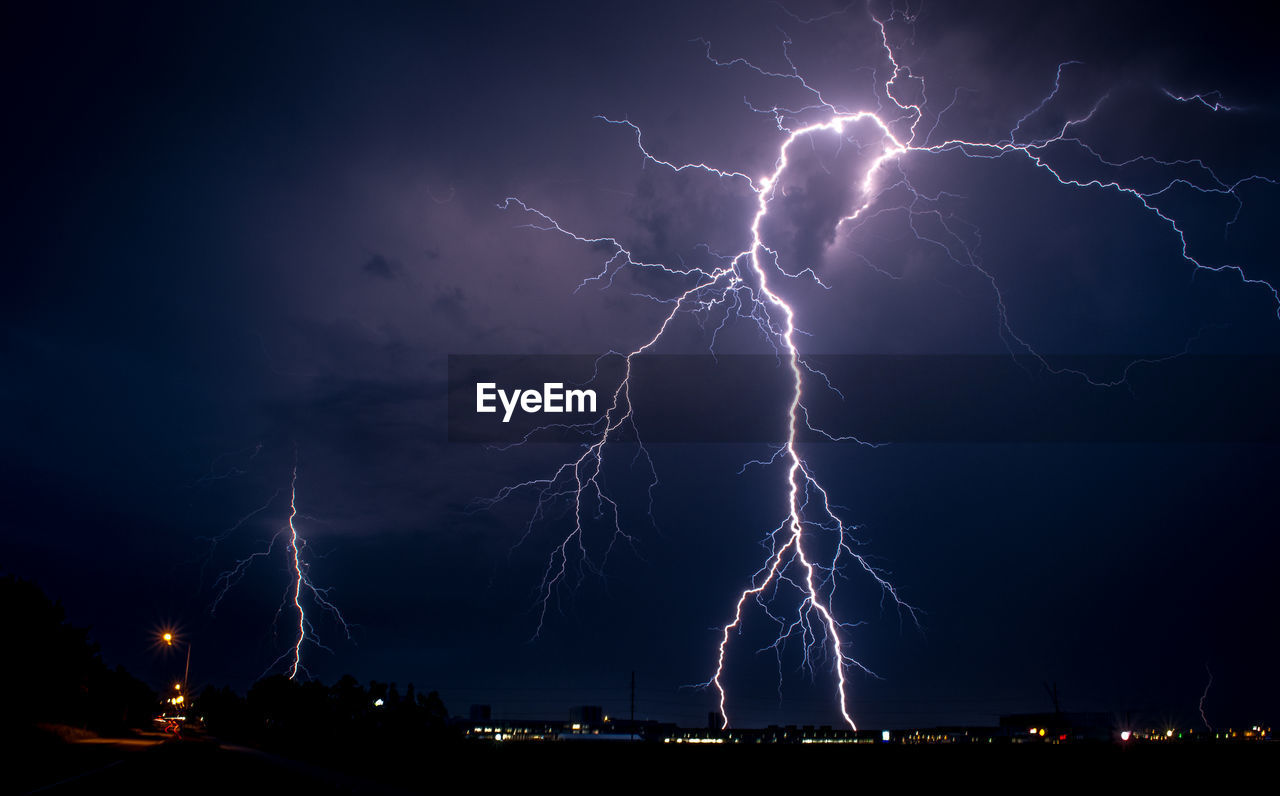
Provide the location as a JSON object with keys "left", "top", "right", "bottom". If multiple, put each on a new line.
{"left": 1199, "top": 663, "right": 1214, "bottom": 730}
{"left": 210, "top": 457, "right": 351, "bottom": 679}
{"left": 488, "top": 4, "right": 1277, "bottom": 729}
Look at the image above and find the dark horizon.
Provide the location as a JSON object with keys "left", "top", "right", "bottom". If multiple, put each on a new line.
{"left": 4, "top": 0, "right": 1277, "bottom": 734}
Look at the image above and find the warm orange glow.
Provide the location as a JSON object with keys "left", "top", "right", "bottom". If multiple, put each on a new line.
{"left": 162, "top": 632, "right": 173, "bottom": 645}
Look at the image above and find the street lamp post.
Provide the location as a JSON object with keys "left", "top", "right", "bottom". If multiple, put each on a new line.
{"left": 161, "top": 631, "right": 192, "bottom": 695}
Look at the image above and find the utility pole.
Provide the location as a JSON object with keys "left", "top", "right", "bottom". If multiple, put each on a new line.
{"left": 630, "top": 671, "right": 636, "bottom": 739}
{"left": 1043, "top": 681, "right": 1061, "bottom": 715}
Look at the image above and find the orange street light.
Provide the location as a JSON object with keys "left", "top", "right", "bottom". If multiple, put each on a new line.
{"left": 156, "top": 629, "right": 191, "bottom": 693}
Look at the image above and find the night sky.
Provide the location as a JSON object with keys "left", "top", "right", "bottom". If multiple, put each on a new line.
{"left": 4, "top": 1, "right": 1278, "bottom": 730}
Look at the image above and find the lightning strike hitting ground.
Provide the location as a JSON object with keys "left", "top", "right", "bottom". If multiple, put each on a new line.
{"left": 210, "top": 458, "right": 351, "bottom": 680}
{"left": 489, "top": 4, "right": 1277, "bottom": 728}
{"left": 1200, "top": 664, "right": 1214, "bottom": 730}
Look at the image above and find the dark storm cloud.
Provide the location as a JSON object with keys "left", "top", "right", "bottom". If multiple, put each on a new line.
{"left": 761, "top": 153, "right": 862, "bottom": 272}
{"left": 4, "top": 0, "right": 1278, "bottom": 728}
{"left": 362, "top": 253, "right": 401, "bottom": 280}
{"left": 430, "top": 283, "right": 467, "bottom": 324}
{"left": 624, "top": 169, "right": 757, "bottom": 263}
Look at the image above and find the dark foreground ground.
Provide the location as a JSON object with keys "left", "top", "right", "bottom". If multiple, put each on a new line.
{"left": 12, "top": 730, "right": 1277, "bottom": 794}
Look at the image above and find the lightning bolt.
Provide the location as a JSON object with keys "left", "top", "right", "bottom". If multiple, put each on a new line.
{"left": 1199, "top": 663, "right": 1213, "bottom": 731}
{"left": 209, "top": 453, "right": 351, "bottom": 679}
{"left": 486, "top": 3, "right": 1277, "bottom": 729}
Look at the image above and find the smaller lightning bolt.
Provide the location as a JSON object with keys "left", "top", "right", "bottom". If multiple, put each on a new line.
{"left": 209, "top": 452, "right": 351, "bottom": 679}
{"left": 1199, "top": 663, "right": 1213, "bottom": 731}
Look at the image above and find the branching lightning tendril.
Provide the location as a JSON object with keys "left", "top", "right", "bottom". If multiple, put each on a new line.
{"left": 486, "top": 3, "right": 1277, "bottom": 729}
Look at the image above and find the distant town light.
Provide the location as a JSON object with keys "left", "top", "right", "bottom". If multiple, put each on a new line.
{"left": 373, "top": 698, "right": 385, "bottom": 707}
{"left": 881, "top": 730, "right": 891, "bottom": 742}
{"left": 1120, "top": 731, "right": 1131, "bottom": 741}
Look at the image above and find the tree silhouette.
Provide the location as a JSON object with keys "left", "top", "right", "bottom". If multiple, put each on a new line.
{"left": 0, "top": 574, "right": 155, "bottom": 734}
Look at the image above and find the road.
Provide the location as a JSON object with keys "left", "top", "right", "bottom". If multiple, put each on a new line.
{"left": 17, "top": 732, "right": 413, "bottom": 795}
